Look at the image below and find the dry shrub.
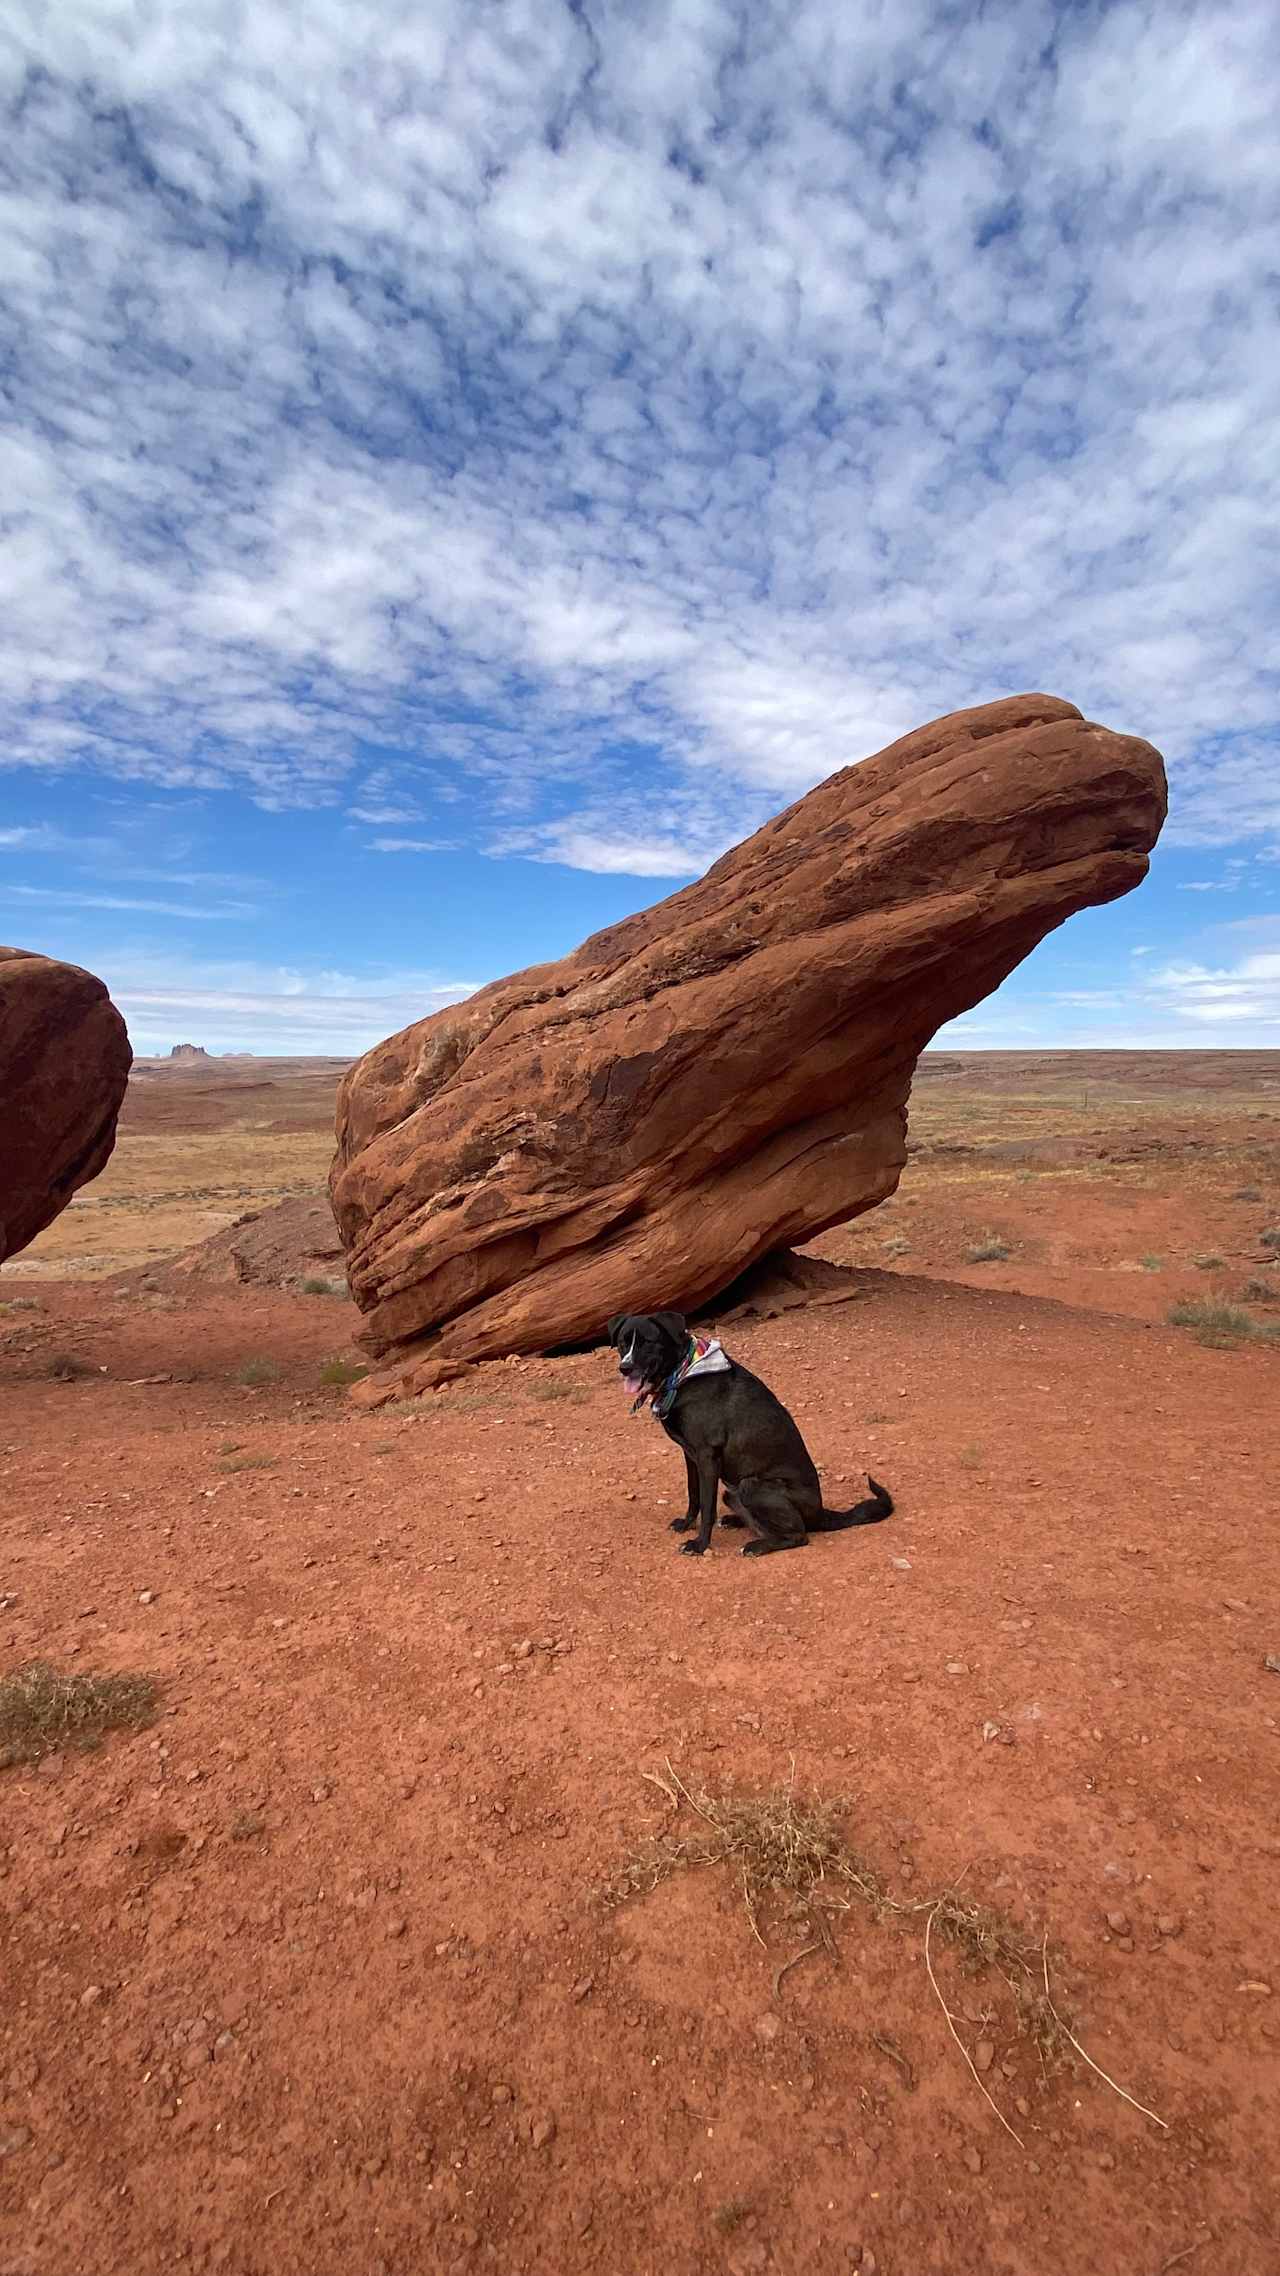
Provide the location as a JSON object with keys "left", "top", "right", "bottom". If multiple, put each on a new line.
{"left": 1168, "top": 1297, "right": 1278, "bottom": 1348}
{"left": 319, "top": 1353, "right": 367, "bottom": 1387}
{"left": 236, "top": 1355, "right": 280, "bottom": 1387}
{"left": 0, "top": 1662, "right": 158, "bottom": 1769}
{"left": 610, "top": 1764, "right": 1166, "bottom": 2148}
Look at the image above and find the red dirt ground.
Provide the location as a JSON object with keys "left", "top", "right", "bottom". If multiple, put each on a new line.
{"left": 3, "top": 1256, "right": 1279, "bottom": 2276}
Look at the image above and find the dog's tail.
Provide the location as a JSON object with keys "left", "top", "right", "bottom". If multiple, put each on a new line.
{"left": 810, "top": 1475, "right": 894, "bottom": 1531}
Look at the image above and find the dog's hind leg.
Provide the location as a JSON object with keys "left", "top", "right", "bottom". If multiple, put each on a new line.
{"left": 719, "top": 1487, "right": 747, "bottom": 1531}
{"left": 734, "top": 1478, "right": 809, "bottom": 1557}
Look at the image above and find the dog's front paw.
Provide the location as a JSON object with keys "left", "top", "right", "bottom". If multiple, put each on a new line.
{"left": 669, "top": 1515, "right": 696, "bottom": 1533}
{"left": 679, "top": 1538, "right": 707, "bottom": 1556}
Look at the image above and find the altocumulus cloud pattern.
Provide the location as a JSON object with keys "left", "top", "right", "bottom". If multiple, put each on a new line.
{"left": 0, "top": 0, "right": 1277, "bottom": 1032}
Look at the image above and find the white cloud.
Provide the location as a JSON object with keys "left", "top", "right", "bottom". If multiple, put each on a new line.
{"left": 936, "top": 926, "right": 1280, "bottom": 1047}
{"left": 0, "top": 823, "right": 115, "bottom": 856}
{"left": 503, "top": 828, "right": 706, "bottom": 879}
{"left": 367, "top": 837, "right": 453, "bottom": 854}
{"left": 1146, "top": 949, "right": 1280, "bottom": 1029}
{"left": 99, "top": 952, "right": 484, "bottom": 1056}
{"left": 1, "top": 883, "right": 255, "bottom": 920}
{"left": 490, "top": 778, "right": 770, "bottom": 876}
{"left": 0, "top": 0, "right": 1276, "bottom": 863}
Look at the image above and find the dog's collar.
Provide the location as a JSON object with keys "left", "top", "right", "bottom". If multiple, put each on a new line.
{"left": 632, "top": 1333, "right": 730, "bottom": 1420}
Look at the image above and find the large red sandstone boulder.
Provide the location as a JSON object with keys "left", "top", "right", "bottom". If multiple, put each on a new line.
{"left": 331, "top": 695, "right": 1166, "bottom": 1398}
{"left": 0, "top": 947, "right": 133, "bottom": 1263}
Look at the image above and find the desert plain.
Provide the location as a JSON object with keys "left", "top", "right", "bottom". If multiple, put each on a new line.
{"left": 2, "top": 1049, "right": 1278, "bottom": 2276}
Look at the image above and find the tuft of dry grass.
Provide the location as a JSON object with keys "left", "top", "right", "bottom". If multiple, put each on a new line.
{"left": 319, "top": 1353, "right": 368, "bottom": 1388}
{"left": 0, "top": 1661, "right": 159, "bottom": 1769}
{"left": 0, "top": 1296, "right": 42, "bottom": 1315}
{"left": 527, "top": 1379, "right": 589, "bottom": 1405}
{"left": 1261, "top": 1228, "right": 1280, "bottom": 1254}
{"left": 1167, "top": 1296, "right": 1278, "bottom": 1349}
{"left": 300, "top": 1274, "right": 346, "bottom": 1297}
{"left": 1194, "top": 1254, "right": 1225, "bottom": 1271}
{"left": 965, "top": 1234, "right": 1011, "bottom": 1263}
{"left": 712, "top": 2198, "right": 753, "bottom": 2236}
{"left": 46, "top": 1351, "right": 95, "bottom": 1381}
{"left": 612, "top": 1764, "right": 1166, "bottom": 2148}
{"left": 236, "top": 1355, "right": 281, "bottom": 1387}
{"left": 620, "top": 1763, "right": 876, "bottom": 1945}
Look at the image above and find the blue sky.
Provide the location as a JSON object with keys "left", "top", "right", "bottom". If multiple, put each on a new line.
{"left": 2, "top": 0, "right": 1278, "bottom": 1055}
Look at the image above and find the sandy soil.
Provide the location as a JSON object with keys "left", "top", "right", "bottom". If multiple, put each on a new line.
{"left": 2, "top": 1054, "right": 1279, "bottom": 2275}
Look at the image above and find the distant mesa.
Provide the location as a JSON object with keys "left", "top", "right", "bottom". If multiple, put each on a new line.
{"left": 0, "top": 945, "right": 132, "bottom": 1264}
{"left": 168, "top": 1043, "right": 212, "bottom": 1061}
{"left": 330, "top": 694, "right": 1168, "bottom": 1403}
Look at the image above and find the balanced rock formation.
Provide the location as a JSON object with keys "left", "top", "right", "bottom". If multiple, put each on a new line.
{"left": 331, "top": 695, "right": 1166, "bottom": 1398}
{"left": 0, "top": 947, "right": 133, "bottom": 1263}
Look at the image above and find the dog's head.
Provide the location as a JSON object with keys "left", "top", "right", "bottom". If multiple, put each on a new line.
{"left": 606, "top": 1310, "right": 688, "bottom": 1400}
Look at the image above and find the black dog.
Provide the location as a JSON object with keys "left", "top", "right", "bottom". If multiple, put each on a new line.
{"left": 606, "top": 1310, "right": 893, "bottom": 1557}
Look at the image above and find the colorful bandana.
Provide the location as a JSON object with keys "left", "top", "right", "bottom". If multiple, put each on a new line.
{"left": 631, "top": 1332, "right": 731, "bottom": 1419}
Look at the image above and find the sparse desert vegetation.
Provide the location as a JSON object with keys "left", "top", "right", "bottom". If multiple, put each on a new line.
{"left": 235, "top": 1354, "right": 281, "bottom": 1387}
{"left": 45, "top": 1349, "right": 96, "bottom": 1380}
{"left": 0, "top": 1661, "right": 158, "bottom": 1768}
{"left": 317, "top": 1353, "right": 368, "bottom": 1387}
{"left": 1167, "top": 1296, "right": 1279, "bottom": 1349}
{"left": 965, "top": 1232, "right": 1012, "bottom": 1262}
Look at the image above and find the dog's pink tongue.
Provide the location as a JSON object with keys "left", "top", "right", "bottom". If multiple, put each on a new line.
{"left": 623, "top": 1372, "right": 644, "bottom": 1396}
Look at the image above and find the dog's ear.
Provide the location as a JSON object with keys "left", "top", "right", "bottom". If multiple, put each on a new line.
{"left": 605, "top": 1314, "right": 627, "bottom": 1345}
{"left": 652, "top": 1310, "right": 687, "bottom": 1345}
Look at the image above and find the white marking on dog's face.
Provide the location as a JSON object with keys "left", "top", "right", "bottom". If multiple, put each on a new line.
{"left": 620, "top": 1341, "right": 637, "bottom": 1371}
